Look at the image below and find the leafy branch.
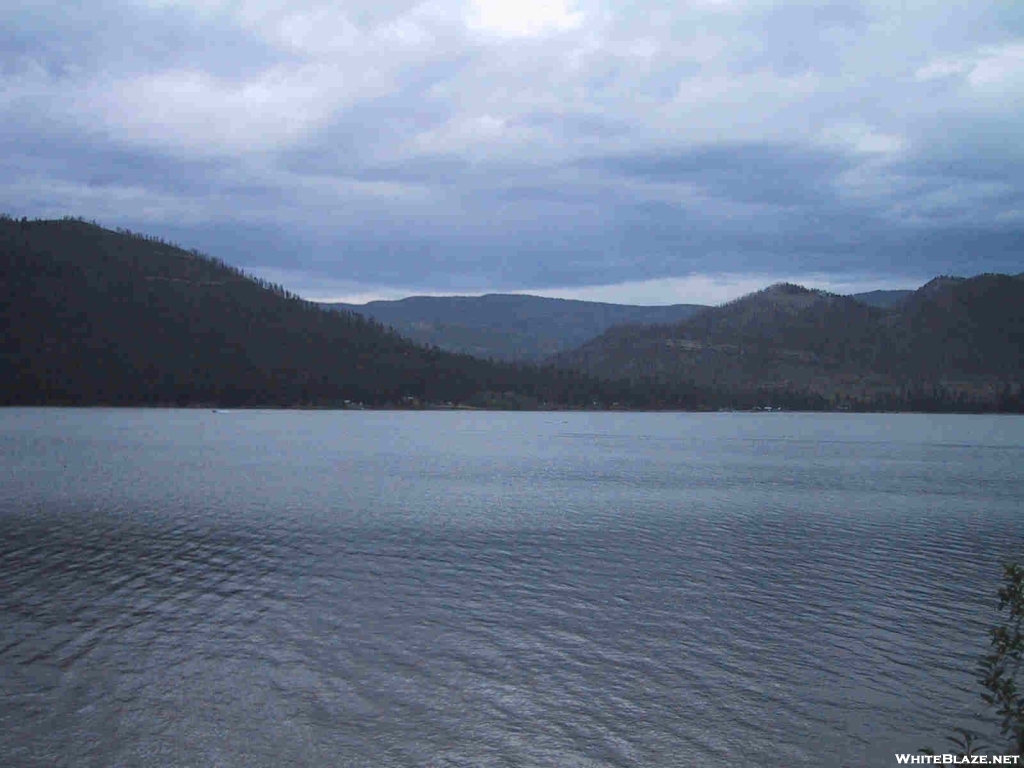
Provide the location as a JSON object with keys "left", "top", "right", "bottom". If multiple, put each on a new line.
{"left": 923, "top": 562, "right": 1024, "bottom": 757}
{"left": 979, "top": 563, "right": 1024, "bottom": 755}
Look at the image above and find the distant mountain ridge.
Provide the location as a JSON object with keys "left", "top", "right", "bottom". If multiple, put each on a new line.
{"left": 323, "top": 294, "right": 708, "bottom": 360}
{"left": 323, "top": 287, "right": 917, "bottom": 361}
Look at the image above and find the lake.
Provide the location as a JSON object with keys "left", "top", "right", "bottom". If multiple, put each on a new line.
{"left": 1, "top": 409, "right": 1022, "bottom": 767}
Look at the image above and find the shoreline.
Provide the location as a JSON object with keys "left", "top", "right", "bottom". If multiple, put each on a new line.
{"left": 2, "top": 403, "right": 1021, "bottom": 415}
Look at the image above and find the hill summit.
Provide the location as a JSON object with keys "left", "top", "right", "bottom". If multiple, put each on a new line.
{"left": 0, "top": 216, "right": 654, "bottom": 408}
{"left": 553, "top": 273, "right": 1024, "bottom": 410}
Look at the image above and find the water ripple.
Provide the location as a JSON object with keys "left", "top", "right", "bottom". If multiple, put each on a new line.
{"left": 2, "top": 411, "right": 1023, "bottom": 767}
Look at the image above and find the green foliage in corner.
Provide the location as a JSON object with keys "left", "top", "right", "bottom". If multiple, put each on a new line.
{"left": 923, "top": 563, "right": 1024, "bottom": 757}
{"left": 979, "top": 563, "right": 1024, "bottom": 755}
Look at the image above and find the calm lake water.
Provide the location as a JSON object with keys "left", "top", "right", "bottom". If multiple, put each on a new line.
{"left": 1, "top": 409, "right": 1022, "bottom": 767}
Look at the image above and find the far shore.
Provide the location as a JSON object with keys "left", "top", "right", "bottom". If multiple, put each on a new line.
{"left": 3, "top": 403, "right": 1021, "bottom": 415}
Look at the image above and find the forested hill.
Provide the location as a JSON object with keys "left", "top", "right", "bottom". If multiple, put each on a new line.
{"left": 0, "top": 217, "right": 683, "bottom": 408}
{"left": 5, "top": 216, "right": 1015, "bottom": 411}
{"left": 552, "top": 278, "right": 1024, "bottom": 411}
{"left": 323, "top": 294, "right": 708, "bottom": 361}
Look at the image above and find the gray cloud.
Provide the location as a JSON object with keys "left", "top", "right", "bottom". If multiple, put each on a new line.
{"left": 1, "top": 0, "right": 1022, "bottom": 303}
{"left": 586, "top": 143, "right": 853, "bottom": 206}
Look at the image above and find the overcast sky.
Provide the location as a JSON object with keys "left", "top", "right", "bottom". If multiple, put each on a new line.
{"left": 3, "top": 0, "right": 1023, "bottom": 304}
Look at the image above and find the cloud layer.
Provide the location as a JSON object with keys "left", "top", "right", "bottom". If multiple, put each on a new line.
{"left": 2, "top": 0, "right": 1022, "bottom": 303}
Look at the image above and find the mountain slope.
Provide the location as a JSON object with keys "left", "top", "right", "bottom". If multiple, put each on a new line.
{"left": 0, "top": 217, "right": 643, "bottom": 407}
{"left": 553, "top": 277, "right": 1024, "bottom": 406}
{"left": 324, "top": 294, "right": 708, "bottom": 360}
{"left": 555, "top": 284, "right": 885, "bottom": 391}
{"left": 325, "top": 289, "right": 917, "bottom": 362}
{"left": 891, "top": 274, "right": 1024, "bottom": 378}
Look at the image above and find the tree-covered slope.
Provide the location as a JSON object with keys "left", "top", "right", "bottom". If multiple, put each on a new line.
{"left": 552, "top": 277, "right": 1024, "bottom": 408}
{"left": 0, "top": 217, "right": 662, "bottom": 408}
{"left": 889, "top": 274, "right": 1024, "bottom": 379}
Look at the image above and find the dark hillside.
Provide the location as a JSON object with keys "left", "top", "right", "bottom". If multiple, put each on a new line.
{"left": 680, "top": 284, "right": 888, "bottom": 364}
{"left": 0, "top": 217, "right": 655, "bottom": 408}
{"left": 889, "top": 274, "right": 1024, "bottom": 378}
{"left": 553, "top": 275, "right": 1024, "bottom": 410}
{"left": 556, "top": 284, "right": 890, "bottom": 386}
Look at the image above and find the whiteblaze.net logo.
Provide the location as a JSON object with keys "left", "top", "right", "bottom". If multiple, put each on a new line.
{"left": 895, "top": 755, "right": 1020, "bottom": 765}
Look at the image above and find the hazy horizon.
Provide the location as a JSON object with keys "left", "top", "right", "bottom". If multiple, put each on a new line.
{"left": 304, "top": 273, "right": 923, "bottom": 307}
